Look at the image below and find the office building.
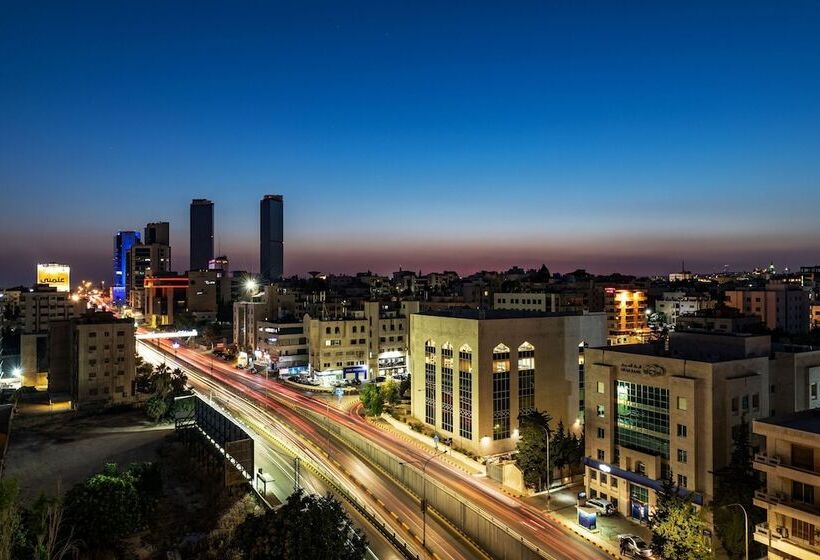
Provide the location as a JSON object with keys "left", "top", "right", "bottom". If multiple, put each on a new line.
{"left": 583, "top": 331, "right": 772, "bottom": 522}
{"left": 234, "top": 301, "right": 267, "bottom": 351}
{"left": 494, "top": 292, "right": 552, "bottom": 312}
{"left": 144, "top": 221, "right": 170, "bottom": 246}
{"left": 753, "top": 409, "right": 820, "bottom": 560}
{"left": 143, "top": 273, "right": 188, "bottom": 327}
{"left": 260, "top": 194, "right": 284, "bottom": 281}
{"left": 36, "top": 263, "right": 70, "bottom": 293}
{"left": 409, "top": 309, "right": 607, "bottom": 456}
{"left": 48, "top": 311, "right": 136, "bottom": 408}
{"left": 209, "top": 255, "right": 229, "bottom": 271}
{"left": 187, "top": 269, "right": 231, "bottom": 321}
{"left": 725, "top": 282, "right": 811, "bottom": 335}
{"left": 190, "top": 199, "right": 214, "bottom": 271}
{"left": 113, "top": 231, "right": 140, "bottom": 305}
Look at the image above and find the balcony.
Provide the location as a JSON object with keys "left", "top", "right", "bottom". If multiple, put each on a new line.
{"left": 754, "top": 491, "right": 820, "bottom": 525}
{"left": 754, "top": 522, "right": 820, "bottom": 559}
{"left": 755, "top": 453, "right": 820, "bottom": 488}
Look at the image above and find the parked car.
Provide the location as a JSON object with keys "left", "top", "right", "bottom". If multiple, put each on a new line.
{"left": 373, "top": 376, "right": 386, "bottom": 384}
{"left": 617, "top": 534, "right": 653, "bottom": 558}
{"left": 585, "top": 498, "right": 615, "bottom": 516}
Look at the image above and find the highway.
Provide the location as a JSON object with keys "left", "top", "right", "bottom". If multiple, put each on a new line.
{"left": 138, "top": 339, "right": 486, "bottom": 560}
{"left": 140, "top": 336, "right": 612, "bottom": 560}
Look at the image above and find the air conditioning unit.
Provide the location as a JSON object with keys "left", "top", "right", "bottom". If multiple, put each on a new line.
{"left": 775, "top": 526, "right": 789, "bottom": 538}
{"left": 771, "top": 455, "right": 782, "bottom": 465}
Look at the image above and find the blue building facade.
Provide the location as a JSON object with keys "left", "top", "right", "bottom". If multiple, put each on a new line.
{"left": 113, "top": 230, "right": 140, "bottom": 305}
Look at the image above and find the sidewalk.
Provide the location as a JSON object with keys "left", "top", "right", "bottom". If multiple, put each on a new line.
{"left": 376, "top": 411, "right": 485, "bottom": 476}
{"left": 526, "top": 483, "right": 652, "bottom": 558}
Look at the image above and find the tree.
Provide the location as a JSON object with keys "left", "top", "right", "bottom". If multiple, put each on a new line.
{"left": 235, "top": 489, "right": 367, "bottom": 560}
{"left": 650, "top": 474, "right": 712, "bottom": 560}
{"left": 359, "top": 383, "right": 384, "bottom": 416}
{"left": 63, "top": 464, "right": 142, "bottom": 551}
{"left": 551, "top": 421, "right": 569, "bottom": 477}
{"left": 17, "top": 490, "right": 79, "bottom": 560}
{"left": 713, "top": 420, "right": 764, "bottom": 559}
{"left": 515, "top": 410, "right": 552, "bottom": 490}
{"left": 145, "top": 396, "right": 168, "bottom": 422}
{"left": 0, "top": 479, "right": 21, "bottom": 560}
{"left": 398, "top": 377, "right": 410, "bottom": 399}
{"left": 169, "top": 367, "right": 188, "bottom": 397}
{"left": 381, "top": 380, "right": 400, "bottom": 407}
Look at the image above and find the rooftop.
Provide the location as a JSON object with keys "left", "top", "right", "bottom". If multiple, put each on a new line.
{"left": 416, "top": 309, "right": 590, "bottom": 320}
{"left": 756, "top": 409, "right": 820, "bottom": 436}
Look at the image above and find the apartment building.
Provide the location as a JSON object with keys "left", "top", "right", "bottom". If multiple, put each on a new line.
{"left": 753, "top": 410, "right": 820, "bottom": 560}
{"left": 654, "top": 291, "right": 714, "bottom": 327}
{"left": 409, "top": 309, "right": 607, "bottom": 456}
{"left": 584, "top": 331, "right": 772, "bottom": 522}
{"left": 143, "top": 273, "right": 188, "bottom": 327}
{"left": 598, "top": 287, "right": 648, "bottom": 345}
{"left": 255, "top": 321, "right": 308, "bottom": 374}
{"left": 48, "top": 311, "right": 136, "bottom": 408}
{"left": 726, "top": 282, "right": 810, "bottom": 335}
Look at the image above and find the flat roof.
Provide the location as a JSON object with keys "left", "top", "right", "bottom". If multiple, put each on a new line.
{"left": 415, "top": 309, "right": 590, "bottom": 320}
{"left": 756, "top": 409, "right": 820, "bottom": 435}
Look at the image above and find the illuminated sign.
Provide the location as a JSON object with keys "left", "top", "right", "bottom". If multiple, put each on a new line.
{"left": 36, "top": 263, "right": 70, "bottom": 292}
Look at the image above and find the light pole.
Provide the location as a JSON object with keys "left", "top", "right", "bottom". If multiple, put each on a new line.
{"left": 400, "top": 448, "right": 447, "bottom": 553}
{"left": 724, "top": 503, "right": 749, "bottom": 560}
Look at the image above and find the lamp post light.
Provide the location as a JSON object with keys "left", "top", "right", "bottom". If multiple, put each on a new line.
{"left": 400, "top": 448, "right": 448, "bottom": 553}
{"left": 531, "top": 423, "right": 552, "bottom": 502}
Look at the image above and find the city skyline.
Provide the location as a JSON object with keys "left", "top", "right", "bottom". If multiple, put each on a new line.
{"left": 2, "top": 1, "right": 820, "bottom": 285}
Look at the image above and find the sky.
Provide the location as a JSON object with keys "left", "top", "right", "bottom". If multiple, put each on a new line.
{"left": 1, "top": 1, "right": 820, "bottom": 286}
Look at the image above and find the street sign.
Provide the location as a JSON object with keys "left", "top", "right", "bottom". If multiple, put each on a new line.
{"left": 334, "top": 387, "right": 344, "bottom": 399}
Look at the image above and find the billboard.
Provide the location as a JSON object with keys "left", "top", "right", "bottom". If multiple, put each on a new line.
{"left": 36, "top": 263, "right": 70, "bottom": 292}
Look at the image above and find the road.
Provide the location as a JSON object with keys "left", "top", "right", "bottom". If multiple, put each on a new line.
{"left": 142, "top": 337, "right": 612, "bottom": 560}
{"left": 139, "top": 340, "right": 484, "bottom": 560}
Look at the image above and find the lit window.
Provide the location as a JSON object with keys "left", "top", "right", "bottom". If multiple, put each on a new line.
{"left": 677, "top": 397, "right": 688, "bottom": 411}
{"left": 597, "top": 381, "right": 605, "bottom": 394}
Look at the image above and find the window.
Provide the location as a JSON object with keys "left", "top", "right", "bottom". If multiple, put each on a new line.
{"left": 793, "top": 444, "right": 815, "bottom": 471}
{"left": 677, "top": 449, "right": 688, "bottom": 463}
{"left": 597, "top": 449, "right": 605, "bottom": 461}
{"left": 518, "top": 341, "right": 536, "bottom": 416}
{"left": 424, "top": 340, "right": 436, "bottom": 425}
{"left": 636, "top": 462, "right": 646, "bottom": 475}
{"left": 752, "top": 393, "right": 760, "bottom": 410}
{"left": 792, "top": 481, "right": 815, "bottom": 504}
{"left": 596, "top": 405, "right": 605, "bottom": 418}
{"left": 600, "top": 474, "right": 608, "bottom": 485}
{"left": 741, "top": 395, "right": 749, "bottom": 410}
{"left": 589, "top": 469, "right": 597, "bottom": 480}
{"left": 793, "top": 518, "right": 816, "bottom": 544}
{"left": 611, "top": 478, "right": 618, "bottom": 489}
{"left": 677, "top": 424, "right": 688, "bottom": 438}
{"left": 597, "top": 427, "right": 605, "bottom": 439}
{"left": 492, "top": 371, "right": 511, "bottom": 440}
{"left": 597, "top": 381, "right": 605, "bottom": 394}
{"left": 677, "top": 474, "right": 688, "bottom": 488}
{"left": 677, "top": 397, "right": 688, "bottom": 411}
{"left": 459, "top": 345, "right": 473, "bottom": 439}
{"left": 731, "top": 397, "right": 739, "bottom": 413}
{"left": 441, "top": 343, "right": 454, "bottom": 433}
{"left": 812, "top": 383, "right": 818, "bottom": 400}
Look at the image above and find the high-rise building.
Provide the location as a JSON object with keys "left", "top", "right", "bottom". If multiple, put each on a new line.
{"left": 190, "top": 199, "right": 214, "bottom": 271}
{"left": 144, "top": 221, "right": 170, "bottom": 246}
{"left": 260, "top": 195, "right": 284, "bottom": 281}
{"left": 113, "top": 231, "right": 141, "bottom": 305}
{"left": 126, "top": 243, "right": 171, "bottom": 310}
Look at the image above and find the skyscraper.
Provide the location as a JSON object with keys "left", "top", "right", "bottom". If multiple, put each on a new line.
{"left": 190, "top": 199, "right": 214, "bottom": 271}
{"left": 113, "top": 230, "right": 140, "bottom": 305}
{"left": 144, "top": 221, "right": 170, "bottom": 246}
{"left": 260, "top": 194, "right": 284, "bottom": 281}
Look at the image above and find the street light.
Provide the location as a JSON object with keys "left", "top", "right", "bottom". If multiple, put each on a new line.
{"left": 723, "top": 503, "right": 749, "bottom": 560}
{"left": 400, "top": 448, "right": 448, "bottom": 553}
{"left": 534, "top": 423, "right": 552, "bottom": 502}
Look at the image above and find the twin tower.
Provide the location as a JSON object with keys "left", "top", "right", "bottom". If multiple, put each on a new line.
{"left": 190, "top": 195, "right": 283, "bottom": 281}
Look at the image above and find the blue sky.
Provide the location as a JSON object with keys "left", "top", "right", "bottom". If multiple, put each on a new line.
{"left": 1, "top": 1, "right": 819, "bottom": 284}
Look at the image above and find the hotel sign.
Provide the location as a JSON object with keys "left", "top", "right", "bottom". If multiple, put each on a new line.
{"left": 620, "top": 362, "right": 666, "bottom": 377}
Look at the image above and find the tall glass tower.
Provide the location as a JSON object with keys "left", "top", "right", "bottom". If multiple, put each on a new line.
{"left": 260, "top": 194, "right": 284, "bottom": 281}
{"left": 190, "top": 198, "right": 214, "bottom": 271}
{"left": 113, "top": 230, "right": 141, "bottom": 304}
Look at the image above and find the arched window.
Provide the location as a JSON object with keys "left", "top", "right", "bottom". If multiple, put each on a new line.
{"left": 518, "top": 342, "right": 535, "bottom": 416}
{"left": 424, "top": 339, "right": 436, "bottom": 425}
{"left": 440, "top": 343, "right": 454, "bottom": 433}
{"left": 458, "top": 344, "right": 473, "bottom": 439}
{"left": 492, "top": 343, "right": 511, "bottom": 440}
{"left": 493, "top": 343, "right": 510, "bottom": 373}
{"left": 578, "top": 341, "right": 588, "bottom": 419}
